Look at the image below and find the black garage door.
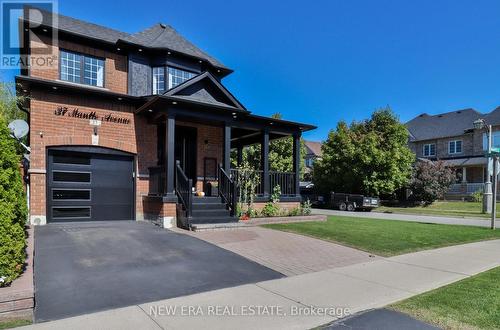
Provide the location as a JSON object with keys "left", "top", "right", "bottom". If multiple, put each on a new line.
{"left": 47, "top": 147, "right": 134, "bottom": 222}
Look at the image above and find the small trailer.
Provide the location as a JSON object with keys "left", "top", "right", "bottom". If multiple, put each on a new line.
{"left": 330, "top": 192, "right": 379, "bottom": 211}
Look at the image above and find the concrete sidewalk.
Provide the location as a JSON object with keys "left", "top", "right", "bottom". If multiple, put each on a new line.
{"left": 312, "top": 208, "right": 500, "bottom": 228}
{"left": 22, "top": 239, "right": 500, "bottom": 330}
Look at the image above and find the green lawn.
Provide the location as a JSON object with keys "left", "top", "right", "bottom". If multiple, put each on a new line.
{"left": 263, "top": 216, "right": 500, "bottom": 256}
{"left": 376, "top": 201, "right": 499, "bottom": 219}
{"left": 391, "top": 267, "right": 500, "bottom": 329}
{"left": 0, "top": 319, "right": 31, "bottom": 330}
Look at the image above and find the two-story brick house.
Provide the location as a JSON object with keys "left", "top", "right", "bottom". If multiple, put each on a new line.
{"left": 406, "top": 108, "right": 500, "bottom": 199}
{"left": 16, "top": 7, "right": 315, "bottom": 228}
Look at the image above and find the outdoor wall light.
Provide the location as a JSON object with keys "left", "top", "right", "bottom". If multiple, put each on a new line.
{"left": 117, "top": 48, "right": 121, "bottom": 51}
{"left": 138, "top": 48, "right": 142, "bottom": 52}
{"left": 39, "top": 131, "right": 43, "bottom": 138}
{"left": 172, "top": 101, "right": 177, "bottom": 105}
{"left": 148, "top": 109, "right": 153, "bottom": 113}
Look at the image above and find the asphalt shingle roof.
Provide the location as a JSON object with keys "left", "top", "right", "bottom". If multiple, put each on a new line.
{"left": 28, "top": 7, "right": 227, "bottom": 69}
{"left": 121, "top": 24, "right": 227, "bottom": 69}
{"left": 304, "top": 141, "right": 322, "bottom": 157}
{"left": 482, "top": 106, "right": 500, "bottom": 126}
{"left": 406, "top": 109, "right": 482, "bottom": 141}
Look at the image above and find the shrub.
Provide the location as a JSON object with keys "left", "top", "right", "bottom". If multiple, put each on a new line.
{"left": 301, "top": 199, "right": 312, "bottom": 215}
{"left": 0, "top": 114, "right": 27, "bottom": 286}
{"left": 271, "top": 185, "right": 281, "bottom": 203}
{"left": 471, "top": 190, "right": 483, "bottom": 203}
{"left": 409, "top": 160, "right": 455, "bottom": 205}
{"left": 261, "top": 202, "right": 280, "bottom": 217}
{"left": 287, "top": 207, "right": 300, "bottom": 216}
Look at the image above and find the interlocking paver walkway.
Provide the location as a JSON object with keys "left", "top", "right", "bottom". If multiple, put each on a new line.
{"left": 183, "top": 227, "right": 377, "bottom": 276}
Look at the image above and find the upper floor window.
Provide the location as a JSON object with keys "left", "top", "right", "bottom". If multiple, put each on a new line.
{"left": 449, "top": 140, "right": 462, "bottom": 154}
{"left": 423, "top": 143, "right": 436, "bottom": 157}
{"left": 305, "top": 157, "right": 313, "bottom": 167}
{"left": 168, "top": 67, "right": 195, "bottom": 88}
{"left": 153, "top": 67, "right": 165, "bottom": 94}
{"left": 60, "top": 50, "right": 104, "bottom": 87}
{"left": 483, "top": 131, "right": 500, "bottom": 150}
{"left": 152, "top": 66, "right": 196, "bottom": 95}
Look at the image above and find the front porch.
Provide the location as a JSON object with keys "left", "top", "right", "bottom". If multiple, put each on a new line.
{"left": 138, "top": 72, "right": 315, "bottom": 228}
{"left": 443, "top": 159, "right": 500, "bottom": 199}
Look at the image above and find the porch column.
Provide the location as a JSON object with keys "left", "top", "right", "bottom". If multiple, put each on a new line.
{"left": 223, "top": 122, "right": 231, "bottom": 172}
{"left": 261, "top": 128, "right": 270, "bottom": 198}
{"left": 462, "top": 167, "right": 467, "bottom": 183}
{"left": 237, "top": 145, "right": 243, "bottom": 166}
{"left": 165, "top": 113, "right": 176, "bottom": 198}
{"left": 293, "top": 131, "right": 301, "bottom": 197}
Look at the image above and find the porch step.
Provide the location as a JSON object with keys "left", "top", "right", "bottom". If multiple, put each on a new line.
{"left": 192, "top": 203, "right": 227, "bottom": 210}
{"left": 189, "top": 196, "right": 237, "bottom": 225}
{"left": 190, "top": 216, "right": 238, "bottom": 225}
{"left": 193, "top": 197, "right": 222, "bottom": 204}
{"left": 192, "top": 208, "right": 231, "bottom": 218}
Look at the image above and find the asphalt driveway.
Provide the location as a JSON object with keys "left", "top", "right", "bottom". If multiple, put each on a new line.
{"left": 34, "top": 221, "right": 282, "bottom": 322}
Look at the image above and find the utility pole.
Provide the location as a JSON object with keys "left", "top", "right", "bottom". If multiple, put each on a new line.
{"left": 484, "top": 125, "right": 493, "bottom": 214}
{"left": 492, "top": 156, "right": 497, "bottom": 230}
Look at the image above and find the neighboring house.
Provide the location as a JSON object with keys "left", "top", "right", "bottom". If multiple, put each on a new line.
{"left": 16, "top": 7, "right": 315, "bottom": 227}
{"left": 406, "top": 108, "right": 500, "bottom": 199}
{"left": 304, "top": 140, "right": 322, "bottom": 169}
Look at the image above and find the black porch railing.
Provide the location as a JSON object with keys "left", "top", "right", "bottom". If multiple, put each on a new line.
{"left": 148, "top": 166, "right": 166, "bottom": 195}
{"left": 218, "top": 165, "right": 237, "bottom": 216}
{"left": 270, "top": 171, "right": 296, "bottom": 197}
{"left": 175, "top": 161, "right": 192, "bottom": 223}
{"left": 230, "top": 169, "right": 264, "bottom": 195}
{"left": 230, "top": 168, "right": 297, "bottom": 197}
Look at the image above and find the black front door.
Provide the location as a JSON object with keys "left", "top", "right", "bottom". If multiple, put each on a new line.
{"left": 47, "top": 147, "right": 134, "bottom": 222}
{"left": 175, "top": 126, "right": 197, "bottom": 184}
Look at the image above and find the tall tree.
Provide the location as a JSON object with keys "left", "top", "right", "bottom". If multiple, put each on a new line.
{"left": 314, "top": 107, "right": 414, "bottom": 197}
{"left": 0, "top": 112, "right": 27, "bottom": 286}
{"left": 0, "top": 83, "right": 27, "bottom": 123}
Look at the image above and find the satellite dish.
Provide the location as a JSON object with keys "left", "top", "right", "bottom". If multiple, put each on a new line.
{"left": 8, "top": 120, "right": 29, "bottom": 139}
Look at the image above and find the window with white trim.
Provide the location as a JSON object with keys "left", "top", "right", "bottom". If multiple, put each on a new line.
{"left": 60, "top": 50, "right": 104, "bottom": 87}
{"left": 60, "top": 51, "right": 81, "bottom": 83}
{"left": 84, "top": 56, "right": 104, "bottom": 87}
{"left": 483, "top": 131, "right": 500, "bottom": 150}
{"left": 152, "top": 67, "right": 165, "bottom": 94}
{"left": 152, "top": 66, "right": 196, "bottom": 94}
{"left": 423, "top": 143, "right": 436, "bottom": 157}
{"left": 167, "top": 67, "right": 195, "bottom": 88}
{"left": 449, "top": 140, "right": 462, "bottom": 154}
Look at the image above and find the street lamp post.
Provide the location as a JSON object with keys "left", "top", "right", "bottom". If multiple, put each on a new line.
{"left": 473, "top": 119, "right": 497, "bottom": 229}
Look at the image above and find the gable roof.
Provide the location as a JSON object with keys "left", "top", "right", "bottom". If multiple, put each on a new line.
{"left": 163, "top": 71, "right": 247, "bottom": 111}
{"left": 304, "top": 141, "right": 322, "bottom": 157}
{"left": 406, "top": 108, "right": 482, "bottom": 141}
{"left": 23, "top": 6, "right": 228, "bottom": 70}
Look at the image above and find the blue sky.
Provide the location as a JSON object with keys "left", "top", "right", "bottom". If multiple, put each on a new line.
{"left": 2, "top": 0, "right": 500, "bottom": 141}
